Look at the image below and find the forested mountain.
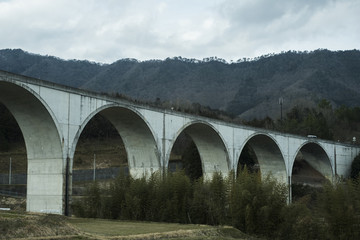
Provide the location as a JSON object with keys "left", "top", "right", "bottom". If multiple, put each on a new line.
{"left": 0, "top": 49, "right": 102, "bottom": 88}
{"left": 1, "top": 48, "right": 360, "bottom": 120}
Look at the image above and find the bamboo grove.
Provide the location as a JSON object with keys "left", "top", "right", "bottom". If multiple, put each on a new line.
{"left": 72, "top": 161, "right": 360, "bottom": 240}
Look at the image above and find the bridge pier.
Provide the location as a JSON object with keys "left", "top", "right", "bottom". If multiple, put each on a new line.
{"left": 27, "top": 157, "right": 64, "bottom": 214}
{"left": 0, "top": 80, "right": 65, "bottom": 214}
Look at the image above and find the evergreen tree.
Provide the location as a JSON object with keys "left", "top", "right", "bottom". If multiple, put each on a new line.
{"left": 351, "top": 154, "right": 360, "bottom": 179}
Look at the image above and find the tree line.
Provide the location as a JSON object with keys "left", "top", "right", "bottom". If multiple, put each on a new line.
{"left": 244, "top": 99, "right": 360, "bottom": 143}
{"left": 72, "top": 166, "right": 360, "bottom": 240}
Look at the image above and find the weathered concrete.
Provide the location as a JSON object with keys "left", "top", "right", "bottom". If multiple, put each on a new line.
{"left": 100, "top": 107, "right": 161, "bottom": 177}
{"left": 0, "top": 81, "right": 63, "bottom": 214}
{"left": 245, "top": 134, "right": 287, "bottom": 183}
{"left": 183, "top": 123, "right": 229, "bottom": 179}
{"left": 1, "top": 70, "right": 360, "bottom": 215}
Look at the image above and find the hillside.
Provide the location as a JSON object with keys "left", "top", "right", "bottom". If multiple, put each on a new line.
{"left": 1, "top": 49, "right": 360, "bottom": 119}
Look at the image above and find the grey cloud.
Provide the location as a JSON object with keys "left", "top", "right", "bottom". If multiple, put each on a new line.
{"left": 0, "top": 0, "right": 358, "bottom": 63}
{"left": 218, "top": 0, "right": 334, "bottom": 31}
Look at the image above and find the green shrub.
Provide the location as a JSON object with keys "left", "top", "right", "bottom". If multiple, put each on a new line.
{"left": 351, "top": 153, "right": 360, "bottom": 180}
{"left": 316, "top": 180, "right": 360, "bottom": 239}
{"left": 189, "top": 177, "right": 210, "bottom": 224}
{"left": 229, "top": 168, "right": 287, "bottom": 237}
{"left": 72, "top": 181, "right": 102, "bottom": 218}
{"left": 278, "top": 203, "right": 329, "bottom": 240}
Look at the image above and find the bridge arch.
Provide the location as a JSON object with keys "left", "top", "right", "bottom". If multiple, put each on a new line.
{"left": 237, "top": 133, "right": 287, "bottom": 183}
{"left": 0, "top": 81, "right": 64, "bottom": 214}
{"left": 167, "top": 121, "right": 230, "bottom": 179}
{"left": 70, "top": 104, "right": 161, "bottom": 178}
{"left": 291, "top": 141, "right": 333, "bottom": 186}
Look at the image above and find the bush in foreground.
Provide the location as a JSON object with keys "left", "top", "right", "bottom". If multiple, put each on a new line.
{"left": 72, "top": 169, "right": 288, "bottom": 237}
{"left": 72, "top": 168, "right": 360, "bottom": 239}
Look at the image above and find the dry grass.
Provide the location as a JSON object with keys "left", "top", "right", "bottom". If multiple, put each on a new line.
{"left": 0, "top": 211, "right": 259, "bottom": 240}
{"left": 0, "top": 196, "right": 26, "bottom": 211}
{"left": 0, "top": 212, "right": 81, "bottom": 239}
{"left": 68, "top": 218, "right": 256, "bottom": 240}
{"left": 68, "top": 218, "right": 213, "bottom": 237}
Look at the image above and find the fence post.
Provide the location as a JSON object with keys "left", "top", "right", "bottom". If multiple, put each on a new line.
{"left": 9, "top": 157, "right": 12, "bottom": 185}
{"left": 93, "top": 154, "right": 96, "bottom": 181}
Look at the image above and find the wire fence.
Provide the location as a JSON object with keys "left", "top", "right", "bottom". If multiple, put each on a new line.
{"left": 72, "top": 167, "right": 128, "bottom": 182}
{"left": 0, "top": 189, "right": 26, "bottom": 197}
{"left": 0, "top": 184, "right": 26, "bottom": 197}
{"left": 0, "top": 167, "right": 129, "bottom": 185}
{"left": 0, "top": 167, "right": 129, "bottom": 197}
{"left": 0, "top": 173, "right": 27, "bottom": 185}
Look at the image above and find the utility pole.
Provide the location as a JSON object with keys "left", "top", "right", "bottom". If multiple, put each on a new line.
{"left": 93, "top": 154, "right": 96, "bottom": 181}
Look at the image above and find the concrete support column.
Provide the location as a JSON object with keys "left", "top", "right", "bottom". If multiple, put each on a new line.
{"left": 0, "top": 81, "right": 65, "bottom": 214}
{"left": 27, "top": 157, "right": 64, "bottom": 214}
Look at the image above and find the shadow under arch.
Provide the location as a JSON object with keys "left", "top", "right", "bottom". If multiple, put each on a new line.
{"left": 291, "top": 141, "right": 333, "bottom": 186}
{"left": 237, "top": 133, "right": 287, "bottom": 183}
{"left": 71, "top": 105, "right": 161, "bottom": 179}
{"left": 168, "top": 121, "right": 230, "bottom": 179}
{"left": 0, "top": 81, "right": 64, "bottom": 214}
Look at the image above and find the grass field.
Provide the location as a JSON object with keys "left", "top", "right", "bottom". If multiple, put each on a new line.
{"left": 68, "top": 218, "right": 213, "bottom": 236}
{"left": 0, "top": 210, "right": 260, "bottom": 240}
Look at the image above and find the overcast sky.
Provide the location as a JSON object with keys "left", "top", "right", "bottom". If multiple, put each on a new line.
{"left": 0, "top": 0, "right": 359, "bottom": 63}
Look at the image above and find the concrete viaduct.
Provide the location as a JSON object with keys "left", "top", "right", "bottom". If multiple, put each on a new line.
{"left": 0, "top": 70, "right": 359, "bottom": 215}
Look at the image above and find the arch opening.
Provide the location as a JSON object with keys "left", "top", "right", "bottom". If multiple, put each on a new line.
{"left": 169, "top": 123, "right": 229, "bottom": 180}
{"left": 0, "top": 81, "right": 64, "bottom": 214}
{"left": 72, "top": 113, "right": 128, "bottom": 197}
{"left": 0, "top": 103, "right": 27, "bottom": 210}
{"left": 237, "top": 144, "right": 259, "bottom": 174}
{"left": 237, "top": 134, "right": 286, "bottom": 183}
{"left": 291, "top": 142, "right": 332, "bottom": 201}
{"left": 168, "top": 132, "right": 202, "bottom": 181}
{"left": 72, "top": 106, "right": 160, "bottom": 180}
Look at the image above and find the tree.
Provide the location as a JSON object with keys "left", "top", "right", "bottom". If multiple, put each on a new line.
{"left": 316, "top": 181, "right": 360, "bottom": 239}
{"left": 182, "top": 141, "right": 203, "bottom": 180}
{"left": 230, "top": 168, "right": 287, "bottom": 237}
{"left": 351, "top": 153, "right": 360, "bottom": 179}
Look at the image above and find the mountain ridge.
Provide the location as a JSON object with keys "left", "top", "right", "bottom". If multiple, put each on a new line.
{"left": 1, "top": 48, "right": 359, "bottom": 120}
